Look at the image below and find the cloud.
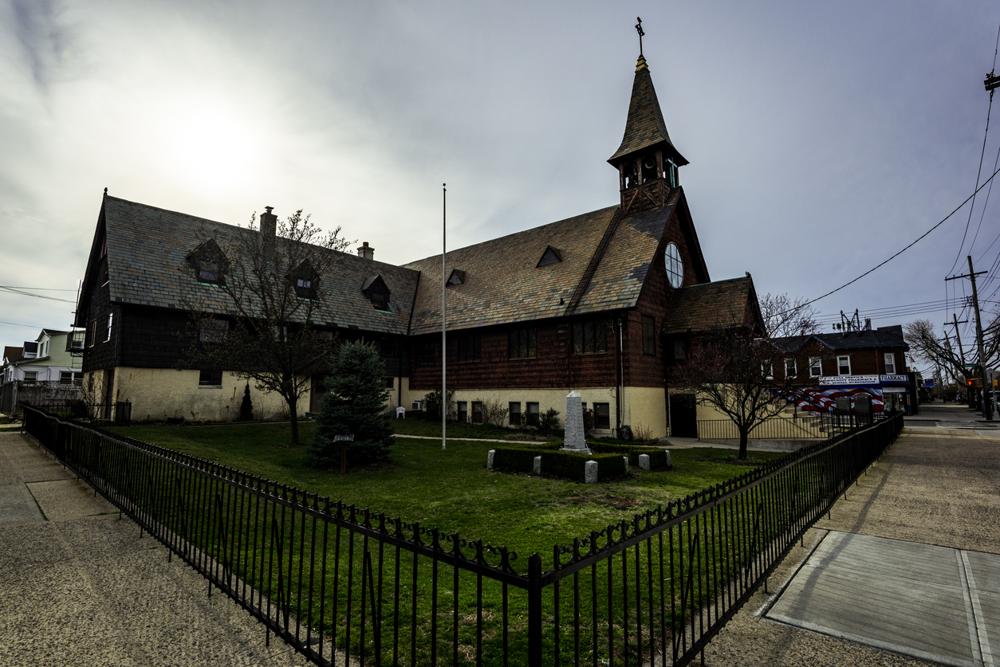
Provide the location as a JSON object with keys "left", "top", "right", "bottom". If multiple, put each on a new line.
{"left": 0, "top": 0, "right": 996, "bottom": 357}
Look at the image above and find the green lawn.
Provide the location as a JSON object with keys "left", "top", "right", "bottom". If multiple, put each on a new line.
{"left": 108, "top": 420, "right": 776, "bottom": 562}
{"left": 390, "top": 415, "right": 554, "bottom": 441}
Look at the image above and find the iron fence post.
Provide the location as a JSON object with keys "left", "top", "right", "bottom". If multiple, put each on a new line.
{"left": 527, "top": 553, "right": 543, "bottom": 667}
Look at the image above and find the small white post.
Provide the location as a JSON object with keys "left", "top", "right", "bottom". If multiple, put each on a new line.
{"left": 638, "top": 453, "right": 650, "bottom": 471}
{"left": 532, "top": 456, "right": 542, "bottom": 475}
{"left": 487, "top": 449, "right": 495, "bottom": 470}
{"left": 584, "top": 460, "right": 599, "bottom": 484}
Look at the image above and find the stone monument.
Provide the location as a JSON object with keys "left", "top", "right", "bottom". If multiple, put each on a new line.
{"left": 562, "top": 391, "right": 591, "bottom": 454}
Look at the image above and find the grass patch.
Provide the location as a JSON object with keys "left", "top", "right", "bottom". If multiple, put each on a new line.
{"left": 108, "top": 421, "right": 777, "bottom": 559}
{"left": 389, "top": 416, "right": 552, "bottom": 441}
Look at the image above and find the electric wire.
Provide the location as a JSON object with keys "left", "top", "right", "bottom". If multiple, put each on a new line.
{"left": 780, "top": 161, "right": 1000, "bottom": 316}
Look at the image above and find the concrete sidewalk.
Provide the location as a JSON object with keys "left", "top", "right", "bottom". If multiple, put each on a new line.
{"left": 0, "top": 432, "right": 302, "bottom": 666}
{"left": 702, "top": 425, "right": 1000, "bottom": 665}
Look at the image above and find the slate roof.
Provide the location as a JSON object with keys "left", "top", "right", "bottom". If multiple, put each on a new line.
{"left": 663, "top": 276, "right": 757, "bottom": 334}
{"left": 771, "top": 326, "right": 908, "bottom": 353}
{"left": 403, "top": 195, "right": 684, "bottom": 335}
{"left": 609, "top": 56, "right": 688, "bottom": 166}
{"left": 91, "top": 189, "right": 733, "bottom": 338}
{"left": 2, "top": 346, "right": 22, "bottom": 364}
{"left": 98, "top": 196, "right": 419, "bottom": 335}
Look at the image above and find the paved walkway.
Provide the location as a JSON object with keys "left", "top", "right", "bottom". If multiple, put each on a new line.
{"left": 703, "top": 416, "right": 1000, "bottom": 665}
{"left": 0, "top": 432, "right": 302, "bottom": 666}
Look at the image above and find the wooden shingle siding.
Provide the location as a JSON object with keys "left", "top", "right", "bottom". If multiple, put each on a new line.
{"left": 408, "top": 320, "right": 618, "bottom": 391}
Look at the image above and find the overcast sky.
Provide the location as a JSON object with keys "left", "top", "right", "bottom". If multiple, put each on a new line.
{"left": 1, "top": 1, "right": 998, "bottom": 366}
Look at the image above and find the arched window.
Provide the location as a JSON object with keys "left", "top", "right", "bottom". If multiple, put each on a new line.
{"left": 664, "top": 242, "right": 684, "bottom": 288}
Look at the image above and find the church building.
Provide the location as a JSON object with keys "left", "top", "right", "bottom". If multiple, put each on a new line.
{"left": 74, "top": 47, "right": 762, "bottom": 438}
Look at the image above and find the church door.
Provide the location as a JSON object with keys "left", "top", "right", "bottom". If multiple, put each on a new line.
{"left": 670, "top": 393, "right": 698, "bottom": 438}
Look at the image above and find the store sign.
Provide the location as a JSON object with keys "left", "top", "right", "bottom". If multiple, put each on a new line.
{"left": 880, "top": 374, "right": 908, "bottom": 384}
{"left": 819, "top": 375, "right": 878, "bottom": 386}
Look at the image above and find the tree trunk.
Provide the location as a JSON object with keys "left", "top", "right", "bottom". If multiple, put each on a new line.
{"left": 288, "top": 394, "right": 300, "bottom": 447}
{"left": 738, "top": 427, "right": 749, "bottom": 461}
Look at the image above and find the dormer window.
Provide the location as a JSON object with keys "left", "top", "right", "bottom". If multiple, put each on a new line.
{"left": 537, "top": 246, "right": 563, "bottom": 268}
{"left": 198, "top": 261, "right": 221, "bottom": 283}
{"left": 187, "top": 239, "right": 228, "bottom": 285}
{"left": 362, "top": 274, "right": 391, "bottom": 311}
{"left": 290, "top": 261, "right": 319, "bottom": 299}
{"left": 446, "top": 269, "right": 466, "bottom": 287}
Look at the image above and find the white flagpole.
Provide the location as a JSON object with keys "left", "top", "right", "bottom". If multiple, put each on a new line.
{"left": 441, "top": 183, "right": 447, "bottom": 450}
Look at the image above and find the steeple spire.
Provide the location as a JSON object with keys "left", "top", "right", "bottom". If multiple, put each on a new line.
{"left": 608, "top": 51, "right": 687, "bottom": 167}
{"left": 608, "top": 20, "right": 688, "bottom": 213}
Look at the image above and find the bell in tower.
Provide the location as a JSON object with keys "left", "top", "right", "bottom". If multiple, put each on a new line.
{"left": 608, "top": 18, "right": 688, "bottom": 213}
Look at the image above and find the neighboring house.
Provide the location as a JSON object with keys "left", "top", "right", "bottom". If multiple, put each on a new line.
{"left": 0, "top": 329, "right": 85, "bottom": 416}
{"left": 770, "top": 325, "right": 917, "bottom": 415}
{"left": 73, "top": 49, "right": 759, "bottom": 435}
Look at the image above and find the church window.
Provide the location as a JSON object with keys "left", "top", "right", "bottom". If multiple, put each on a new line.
{"left": 573, "top": 319, "right": 607, "bottom": 354}
{"left": 508, "top": 327, "right": 536, "bottom": 359}
{"left": 642, "top": 316, "right": 656, "bottom": 356}
{"left": 456, "top": 333, "right": 480, "bottom": 362}
{"left": 664, "top": 242, "right": 684, "bottom": 288}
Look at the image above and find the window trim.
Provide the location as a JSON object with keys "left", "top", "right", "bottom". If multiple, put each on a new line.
{"left": 593, "top": 402, "right": 611, "bottom": 430}
{"left": 641, "top": 315, "right": 656, "bottom": 357}
{"left": 471, "top": 401, "right": 484, "bottom": 424}
{"left": 508, "top": 401, "right": 522, "bottom": 426}
{"left": 761, "top": 360, "right": 774, "bottom": 380}
{"left": 784, "top": 357, "right": 797, "bottom": 378}
{"left": 883, "top": 352, "right": 896, "bottom": 374}
{"left": 525, "top": 401, "right": 540, "bottom": 427}
{"left": 456, "top": 400, "right": 468, "bottom": 423}
{"left": 572, "top": 319, "right": 607, "bottom": 355}
{"left": 198, "top": 369, "right": 223, "bottom": 387}
{"left": 809, "top": 356, "right": 822, "bottom": 378}
{"left": 837, "top": 355, "right": 852, "bottom": 376}
{"left": 508, "top": 327, "right": 537, "bottom": 360}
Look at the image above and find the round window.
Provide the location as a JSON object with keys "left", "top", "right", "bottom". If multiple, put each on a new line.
{"left": 664, "top": 242, "right": 684, "bottom": 288}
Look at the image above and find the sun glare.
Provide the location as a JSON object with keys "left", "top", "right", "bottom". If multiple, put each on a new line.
{"left": 158, "top": 98, "right": 264, "bottom": 191}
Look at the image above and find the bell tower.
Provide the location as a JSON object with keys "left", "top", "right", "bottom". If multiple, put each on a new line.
{"left": 608, "top": 18, "right": 688, "bottom": 213}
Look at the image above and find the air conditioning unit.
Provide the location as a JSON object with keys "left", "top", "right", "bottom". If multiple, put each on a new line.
{"left": 411, "top": 400, "right": 424, "bottom": 412}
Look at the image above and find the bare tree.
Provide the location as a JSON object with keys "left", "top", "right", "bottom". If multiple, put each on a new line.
{"left": 672, "top": 326, "right": 789, "bottom": 460}
{"left": 760, "top": 293, "right": 819, "bottom": 338}
{"left": 187, "top": 209, "right": 351, "bottom": 446}
{"left": 904, "top": 318, "right": 998, "bottom": 404}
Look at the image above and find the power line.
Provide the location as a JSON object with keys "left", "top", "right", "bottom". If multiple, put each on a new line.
{"left": 0, "top": 320, "right": 45, "bottom": 330}
{"left": 784, "top": 161, "right": 1000, "bottom": 315}
{"left": 0, "top": 285, "right": 76, "bottom": 292}
{"left": 0, "top": 286, "right": 76, "bottom": 304}
{"left": 946, "top": 66, "right": 996, "bottom": 275}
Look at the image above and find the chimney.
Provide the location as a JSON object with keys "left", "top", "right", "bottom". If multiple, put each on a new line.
{"left": 260, "top": 206, "right": 276, "bottom": 258}
{"left": 357, "top": 241, "right": 375, "bottom": 260}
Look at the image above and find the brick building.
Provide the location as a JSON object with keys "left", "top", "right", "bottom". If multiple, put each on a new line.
{"left": 770, "top": 326, "right": 917, "bottom": 414}
{"left": 74, "top": 50, "right": 760, "bottom": 436}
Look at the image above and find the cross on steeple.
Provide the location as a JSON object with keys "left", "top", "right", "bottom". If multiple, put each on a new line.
{"left": 635, "top": 16, "right": 645, "bottom": 56}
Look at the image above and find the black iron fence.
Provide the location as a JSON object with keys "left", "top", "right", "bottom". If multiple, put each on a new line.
{"left": 19, "top": 399, "right": 132, "bottom": 424}
{"left": 696, "top": 411, "right": 886, "bottom": 442}
{"left": 20, "top": 404, "right": 903, "bottom": 666}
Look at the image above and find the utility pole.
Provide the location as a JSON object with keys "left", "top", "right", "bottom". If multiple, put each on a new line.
{"left": 946, "top": 256, "right": 992, "bottom": 420}
{"left": 945, "top": 314, "right": 970, "bottom": 405}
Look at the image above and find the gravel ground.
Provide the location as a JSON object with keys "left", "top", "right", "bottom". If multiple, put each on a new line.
{"left": 700, "top": 425, "right": 1000, "bottom": 666}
